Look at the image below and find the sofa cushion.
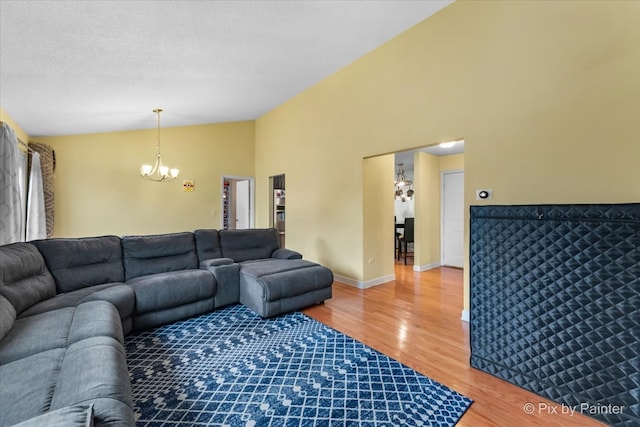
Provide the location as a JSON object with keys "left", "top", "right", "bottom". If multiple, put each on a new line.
{"left": 1, "top": 301, "right": 124, "bottom": 365}
{"left": 0, "top": 307, "right": 74, "bottom": 364}
{"left": 33, "top": 236, "right": 124, "bottom": 292}
{"left": 240, "top": 259, "right": 321, "bottom": 278}
{"left": 0, "top": 242, "right": 55, "bottom": 315}
{"left": 66, "top": 301, "right": 124, "bottom": 345}
{"left": 194, "top": 229, "right": 223, "bottom": 263}
{"left": 0, "top": 348, "right": 66, "bottom": 426}
{"left": 240, "top": 259, "right": 333, "bottom": 302}
{"left": 219, "top": 228, "right": 280, "bottom": 262}
{"left": 133, "top": 300, "right": 214, "bottom": 332}
{"left": 50, "top": 335, "right": 134, "bottom": 426}
{"left": 12, "top": 403, "right": 94, "bottom": 427}
{"left": 128, "top": 270, "right": 215, "bottom": 314}
{"left": 0, "top": 294, "right": 16, "bottom": 341}
{"left": 122, "top": 232, "right": 198, "bottom": 280}
{"left": 200, "top": 257, "right": 234, "bottom": 268}
{"left": 19, "top": 283, "right": 134, "bottom": 325}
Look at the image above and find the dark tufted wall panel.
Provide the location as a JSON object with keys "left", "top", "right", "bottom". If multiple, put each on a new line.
{"left": 470, "top": 204, "right": 639, "bottom": 426}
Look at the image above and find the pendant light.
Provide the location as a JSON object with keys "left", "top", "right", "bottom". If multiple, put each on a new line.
{"left": 140, "top": 108, "right": 179, "bottom": 182}
{"left": 394, "top": 163, "right": 414, "bottom": 202}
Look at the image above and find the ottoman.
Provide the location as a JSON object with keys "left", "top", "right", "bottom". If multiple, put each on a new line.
{"left": 239, "top": 259, "right": 333, "bottom": 317}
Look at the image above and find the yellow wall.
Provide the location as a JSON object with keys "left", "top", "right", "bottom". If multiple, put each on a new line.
{"left": 254, "top": 95, "right": 367, "bottom": 279}
{"left": 414, "top": 151, "right": 441, "bottom": 269}
{"left": 0, "top": 108, "right": 30, "bottom": 145}
{"left": 362, "top": 154, "right": 395, "bottom": 284}
{"left": 255, "top": 1, "right": 640, "bottom": 311}
{"left": 440, "top": 153, "right": 463, "bottom": 173}
{"left": 33, "top": 121, "right": 254, "bottom": 237}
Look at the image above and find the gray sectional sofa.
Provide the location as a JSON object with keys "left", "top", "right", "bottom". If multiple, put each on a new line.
{"left": 0, "top": 228, "right": 333, "bottom": 426}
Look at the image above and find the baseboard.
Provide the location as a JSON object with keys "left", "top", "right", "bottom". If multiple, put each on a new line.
{"left": 334, "top": 274, "right": 396, "bottom": 289}
{"left": 461, "top": 309, "right": 469, "bottom": 322}
{"left": 332, "top": 275, "right": 360, "bottom": 288}
{"left": 413, "top": 261, "right": 441, "bottom": 272}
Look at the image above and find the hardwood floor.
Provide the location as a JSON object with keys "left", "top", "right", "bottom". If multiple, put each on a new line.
{"left": 302, "top": 264, "right": 606, "bottom": 427}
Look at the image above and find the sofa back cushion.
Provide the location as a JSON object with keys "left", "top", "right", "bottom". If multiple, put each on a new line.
{"left": 218, "top": 228, "right": 280, "bottom": 262}
{"left": 194, "top": 229, "right": 223, "bottom": 262}
{"left": 0, "top": 242, "right": 55, "bottom": 315}
{"left": 122, "top": 232, "right": 198, "bottom": 281}
{"left": 33, "top": 236, "right": 125, "bottom": 292}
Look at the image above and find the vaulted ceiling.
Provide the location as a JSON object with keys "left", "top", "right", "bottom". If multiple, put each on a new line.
{"left": 0, "top": 0, "right": 453, "bottom": 137}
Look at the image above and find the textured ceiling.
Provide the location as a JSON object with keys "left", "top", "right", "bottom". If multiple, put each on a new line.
{"left": 0, "top": 0, "right": 453, "bottom": 137}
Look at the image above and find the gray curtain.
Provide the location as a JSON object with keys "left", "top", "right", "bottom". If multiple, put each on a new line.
{"left": 0, "top": 123, "right": 23, "bottom": 244}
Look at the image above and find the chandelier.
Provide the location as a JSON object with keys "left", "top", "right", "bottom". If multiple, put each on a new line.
{"left": 394, "top": 163, "right": 414, "bottom": 202}
{"left": 140, "top": 108, "right": 179, "bottom": 182}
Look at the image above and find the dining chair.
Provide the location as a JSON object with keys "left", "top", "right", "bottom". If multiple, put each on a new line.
{"left": 398, "top": 217, "right": 414, "bottom": 265}
{"left": 395, "top": 216, "right": 402, "bottom": 260}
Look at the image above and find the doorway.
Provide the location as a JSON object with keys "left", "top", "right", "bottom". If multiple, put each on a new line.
{"left": 221, "top": 176, "right": 255, "bottom": 230}
{"left": 441, "top": 171, "right": 464, "bottom": 267}
{"left": 269, "top": 174, "right": 286, "bottom": 247}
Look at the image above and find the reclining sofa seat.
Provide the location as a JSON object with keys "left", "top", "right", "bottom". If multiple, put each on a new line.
{"left": 30, "top": 236, "right": 135, "bottom": 334}
{"left": 0, "top": 242, "right": 134, "bottom": 426}
{"left": 122, "top": 231, "right": 216, "bottom": 331}
{"left": 196, "top": 228, "right": 333, "bottom": 317}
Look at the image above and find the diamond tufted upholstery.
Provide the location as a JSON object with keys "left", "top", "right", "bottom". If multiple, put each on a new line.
{"left": 470, "top": 203, "right": 640, "bottom": 426}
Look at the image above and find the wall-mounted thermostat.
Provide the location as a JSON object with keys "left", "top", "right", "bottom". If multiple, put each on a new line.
{"left": 476, "top": 189, "right": 493, "bottom": 200}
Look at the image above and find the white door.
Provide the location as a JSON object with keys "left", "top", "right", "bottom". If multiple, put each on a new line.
{"left": 221, "top": 176, "right": 254, "bottom": 230}
{"left": 442, "top": 171, "right": 464, "bottom": 267}
{"left": 235, "top": 180, "right": 250, "bottom": 229}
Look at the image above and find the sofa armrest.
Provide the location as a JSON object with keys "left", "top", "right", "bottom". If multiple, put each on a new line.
{"left": 199, "top": 258, "right": 240, "bottom": 308}
{"left": 272, "top": 248, "right": 303, "bottom": 260}
{"left": 200, "top": 257, "right": 235, "bottom": 268}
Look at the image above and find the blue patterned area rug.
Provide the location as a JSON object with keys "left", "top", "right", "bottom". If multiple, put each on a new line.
{"left": 125, "top": 305, "right": 472, "bottom": 426}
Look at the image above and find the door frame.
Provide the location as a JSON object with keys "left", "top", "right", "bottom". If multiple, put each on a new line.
{"left": 440, "top": 169, "right": 464, "bottom": 267}
{"left": 220, "top": 175, "right": 255, "bottom": 229}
